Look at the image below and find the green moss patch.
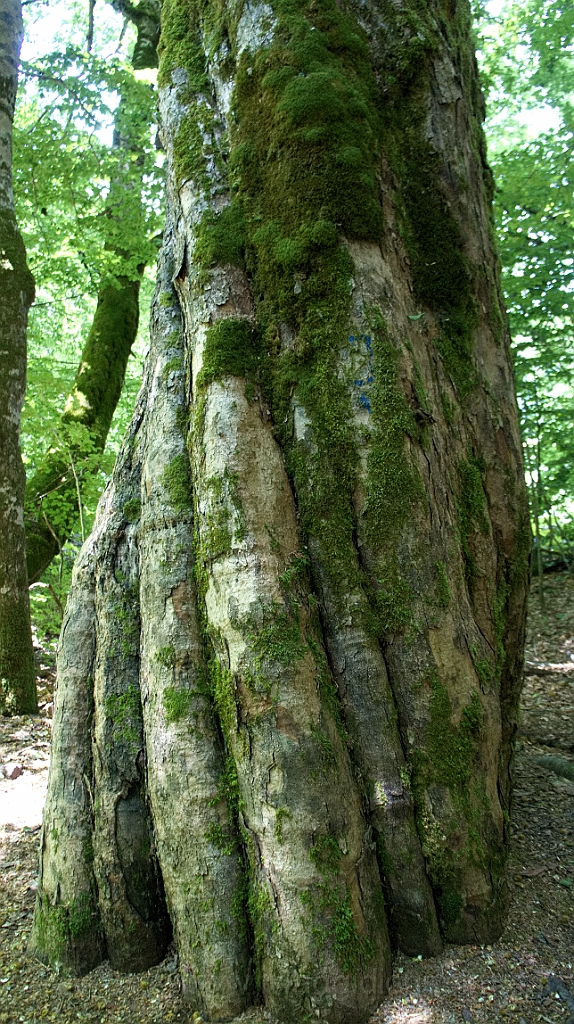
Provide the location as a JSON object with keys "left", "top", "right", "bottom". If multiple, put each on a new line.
{"left": 363, "top": 315, "right": 424, "bottom": 547}
{"left": 456, "top": 453, "right": 489, "bottom": 586}
{"left": 247, "top": 607, "right": 308, "bottom": 671}
{"left": 104, "top": 684, "right": 142, "bottom": 748}
{"left": 209, "top": 659, "right": 237, "bottom": 736}
{"left": 162, "top": 685, "right": 194, "bottom": 724}
{"left": 162, "top": 452, "right": 193, "bottom": 513}
{"left": 434, "top": 560, "right": 452, "bottom": 609}
{"left": 122, "top": 498, "right": 141, "bottom": 523}
{"left": 197, "top": 318, "right": 262, "bottom": 391}
{"left": 34, "top": 891, "right": 100, "bottom": 961}
{"left": 302, "top": 832, "right": 376, "bottom": 974}
{"left": 377, "top": 4, "right": 482, "bottom": 397}
{"left": 411, "top": 675, "right": 488, "bottom": 928}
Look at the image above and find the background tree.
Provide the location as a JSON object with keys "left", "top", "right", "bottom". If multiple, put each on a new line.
{"left": 23, "top": 67, "right": 159, "bottom": 584}
{"left": 476, "top": 0, "right": 574, "bottom": 585}
{"left": 32, "top": 1, "right": 529, "bottom": 1021}
{"left": 0, "top": 0, "right": 37, "bottom": 714}
{"left": 13, "top": 2, "right": 164, "bottom": 640}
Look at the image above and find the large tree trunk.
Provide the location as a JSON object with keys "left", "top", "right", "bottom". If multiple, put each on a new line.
{"left": 32, "top": 1, "right": 530, "bottom": 1020}
{"left": 0, "top": 0, "right": 37, "bottom": 714}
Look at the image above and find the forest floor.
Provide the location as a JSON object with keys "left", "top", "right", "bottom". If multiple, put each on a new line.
{"left": 1, "top": 576, "right": 573, "bottom": 1024}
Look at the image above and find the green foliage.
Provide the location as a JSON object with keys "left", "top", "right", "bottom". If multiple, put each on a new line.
{"left": 476, "top": 1, "right": 574, "bottom": 548}
{"left": 15, "top": 50, "right": 162, "bottom": 292}
{"left": 15, "top": 8, "right": 164, "bottom": 604}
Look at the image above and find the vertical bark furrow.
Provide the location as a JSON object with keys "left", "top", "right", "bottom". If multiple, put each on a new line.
{"left": 138, "top": 232, "right": 252, "bottom": 1020}
{"left": 90, "top": 454, "right": 171, "bottom": 972}
{"left": 343, "top": 1, "right": 529, "bottom": 942}
{"left": 31, "top": 387, "right": 162, "bottom": 974}
{"left": 306, "top": 539, "right": 443, "bottom": 957}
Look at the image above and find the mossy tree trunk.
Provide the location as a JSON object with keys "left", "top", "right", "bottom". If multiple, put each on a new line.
{"left": 0, "top": 0, "right": 37, "bottom": 714}
{"left": 33, "top": 1, "right": 530, "bottom": 1021}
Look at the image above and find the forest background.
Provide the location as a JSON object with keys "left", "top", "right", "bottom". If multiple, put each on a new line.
{"left": 14, "top": 0, "right": 574, "bottom": 649}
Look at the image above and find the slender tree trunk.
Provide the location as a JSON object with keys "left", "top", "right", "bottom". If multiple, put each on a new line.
{"left": 33, "top": 1, "right": 530, "bottom": 1020}
{"left": 0, "top": 0, "right": 37, "bottom": 714}
{"left": 24, "top": 89, "right": 150, "bottom": 585}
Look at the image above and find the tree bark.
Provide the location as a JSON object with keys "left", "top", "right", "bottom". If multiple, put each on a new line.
{"left": 33, "top": 1, "right": 530, "bottom": 1020}
{"left": 0, "top": 0, "right": 37, "bottom": 714}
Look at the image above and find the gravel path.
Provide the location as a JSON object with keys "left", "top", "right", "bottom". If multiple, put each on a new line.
{"left": 1, "top": 576, "right": 573, "bottom": 1024}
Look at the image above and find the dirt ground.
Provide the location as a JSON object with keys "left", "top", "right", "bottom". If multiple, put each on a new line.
{"left": 1, "top": 575, "right": 573, "bottom": 1024}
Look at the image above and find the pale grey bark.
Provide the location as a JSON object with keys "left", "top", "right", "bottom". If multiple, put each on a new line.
{"left": 0, "top": 0, "right": 36, "bottom": 714}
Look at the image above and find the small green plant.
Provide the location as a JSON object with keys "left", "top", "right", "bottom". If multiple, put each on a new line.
{"left": 204, "top": 821, "right": 236, "bottom": 856}
{"left": 247, "top": 608, "right": 308, "bottom": 671}
{"left": 210, "top": 660, "right": 236, "bottom": 735}
{"left": 309, "top": 834, "right": 342, "bottom": 876}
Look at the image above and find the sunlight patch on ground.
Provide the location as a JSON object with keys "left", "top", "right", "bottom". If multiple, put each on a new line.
{"left": 0, "top": 771, "right": 47, "bottom": 829}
